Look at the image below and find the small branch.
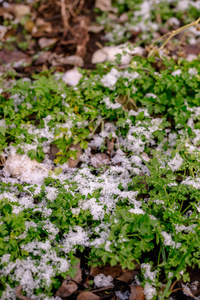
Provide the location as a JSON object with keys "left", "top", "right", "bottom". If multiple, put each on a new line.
{"left": 160, "top": 17, "right": 200, "bottom": 50}
{"left": 60, "top": 0, "right": 70, "bottom": 36}
{"left": 149, "top": 17, "right": 200, "bottom": 57}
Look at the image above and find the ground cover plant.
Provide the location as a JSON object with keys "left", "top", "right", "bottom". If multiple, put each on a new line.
{"left": 1, "top": 0, "right": 200, "bottom": 300}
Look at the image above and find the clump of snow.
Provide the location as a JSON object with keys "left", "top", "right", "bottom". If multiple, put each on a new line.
{"left": 143, "top": 282, "right": 157, "bottom": 300}
{"left": 94, "top": 273, "right": 113, "bottom": 287}
{"left": 3, "top": 150, "right": 49, "bottom": 184}
{"left": 62, "top": 226, "right": 89, "bottom": 253}
{"left": 167, "top": 17, "right": 180, "bottom": 26}
{"left": 168, "top": 153, "right": 183, "bottom": 172}
{"left": 188, "top": 67, "right": 198, "bottom": 76}
{"left": 141, "top": 263, "right": 157, "bottom": 281}
{"left": 79, "top": 198, "right": 105, "bottom": 220}
{"left": 62, "top": 67, "right": 83, "bottom": 86}
{"left": 103, "top": 96, "right": 122, "bottom": 110}
{"left": 171, "top": 69, "right": 182, "bottom": 77}
{"left": 92, "top": 44, "right": 145, "bottom": 64}
{"left": 129, "top": 207, "right": 145, "bottom": 215}
{"left": 115, "top": 290, "right": 130, "bottom": 300}
{"left": 101, "top": 68, "right": 121, "bottom": 88}
{"left": 161, "top": 231, "right": 181, "bottom": 249}
{"left": 182, "top": 177, "right": 200, "bottom": 189}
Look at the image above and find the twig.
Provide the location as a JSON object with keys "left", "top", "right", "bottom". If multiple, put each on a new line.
{"left": 170, "top": 279, "right": 178, "bottom": 291}
{"left": 182, "top": 288, "right": 199, "bottom": 300}
{"left": 77, "top": 0, "right": 85, "bottom": 13}
{"left": 149, "top": 17, "right": 200, "bottom": 57}
{"left": 159, "top": 17, "right": 200, "bottom": 50}
{"left": 60, "top": 0, "right": 70, "bottom": 36}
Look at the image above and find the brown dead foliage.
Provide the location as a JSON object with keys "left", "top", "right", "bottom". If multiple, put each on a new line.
{"left": 15, "top": 286, "right": 35, "bottom": 300}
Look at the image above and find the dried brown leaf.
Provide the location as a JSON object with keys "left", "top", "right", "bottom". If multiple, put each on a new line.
{"left": 49, "top": 144, "right": 59, "bottom": 161}
{"left": 90, "top": 266, "right": 123, "bottom": 278}
{"left": 34, "top": 51, "right": 51, "bottom": 66}
{"left": 51, "top": 55, "right": 84, "bottom": 67}
{"left": 116, "top": 270, "right": 139, "bottom": 283}
{"left": 56, "top": 280, "right": 78, "bottom": 298}
{"left": 71, "top": 260, "right": 82, "bottom": 284}
{"left": 77, "top": 291, "right": 100, "bottom": 300}
{"left": 119, "top": 13, "right": 129, "bottom": 23}
{"left": 88, "top": 24, "right": 105, "bottom": 33}
{"left": 35, "top": 18, "right": 52, "bottom": 33}
{"left": 183, "top": 44, "right": 200, "bottom": 55}
{"left": 15, "top": 286, "right": 34, "bottom": 300}
{"left": 95, "top": 0, "right": 117, "bottom": 12}
{"left": 0, "top": 49, "right": 32, "bottom": 65}
{"left": 115, "top": 95, "right": 138, "bottom": 111}
{"left": 68, "top": 143, "right": 82, "bottom": 168}
{"left": 25, "top": 20, "right": 34, "bottom": 33}
{"left": 38, "top": 37, "right": 57, "bottom": 49}
{"left": 106, "top": 137, "right": 115, "bottom": 155}
{"left": 129, "top": 285, "right": 145, "bottom": 300}
{"left": 13, "top": 4, "right": 30, "bottom": 19}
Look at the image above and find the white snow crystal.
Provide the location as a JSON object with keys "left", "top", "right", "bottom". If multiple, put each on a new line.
{"left": 168, "top": 153, "right": 183, "bottom": 172}
{"left": 144, "top": 282, "right": 156, "bottom": 300}
{"left": 161, "top": 231, "right": 181, "bottom": 249}
{"left": 188, "top": 67, "right": 198, "bottom": 76}
{"left": 171, "top": 69, "right": 182, "bottom": 77}
{"left": 101, "top": 68, "right": 121, "bottom": 88}
{"left": 94, "top": 273, "right": 113, "bottom": 287}
{"left": 62, "top": 67, "right": 82, "bottom": 86}
{"left": 141, "top": 263, "right": 157, "bottom": 281}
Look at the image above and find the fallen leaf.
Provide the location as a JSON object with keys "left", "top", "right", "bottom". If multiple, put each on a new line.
{"left": 183, "top": 43, "right": 200, "bottom": 56}
{"left": 117, "top": 270, "right": 139, "bottom": 283}
{"left": 141, "top": 152, "right": 150, "bottom": 162}
{"left": 95, "top": 0, "right": 117, "bottom": 12}
{"left": 51, "top": 55, "right": 84, "bottom": 67}
{"left": 129, "top": 285, "right": 145, "bottom": 300}
{"left": 108, "top": 13, "right": 118, "bottom": 21}
{"left": 88, "top": 24, "right": 105, "bottom": 33}
{"left": 0, "top": 49, "right": 32, "bottom": 65}
{"left": 35, "top": 18, "right": 52, "bottom": 32}
{"left": 13, "top": 4, "right": 30, "bottom": 19}
{"left": 77, "top": 291, "right": 100, "bottom": 300}
{"left": 15, "top": 286, "right": 34, "bottom": 300}
{"left": 115, "top": 95, "right": 138, "bottom": 111}
{"left": 106, "top": 137, "right": 115, "bottom": 155}
{"left": 91, "top": 266, "right": 123, "bottom": 278}
{"left": 0, "top": 7, "right": 14, "bottom": 20}
{"left": 119, "top": 13, "right": 129, "bottom": 23}
{"left": 68, "top": 143, "right": 82, "bottom": 168}
{"left": 56, "top": 280, "right": 78, "bottom": 298}
{"left": 49, "top": 144, "right": 59, "bottom": 161}
{"left": 34, "top": 51, "right": 51, "bottom": 65}
{"left": 71, "top": 260, "right": 82, "bottom": 284}
{"left": 38, "top": 37, "right": 57, "bottom": 49}
{"left": 25, "top": 20, "right": 34, "bottom": 33}
{"left": 90, "top": 153, "right": 110, "bottom": 168}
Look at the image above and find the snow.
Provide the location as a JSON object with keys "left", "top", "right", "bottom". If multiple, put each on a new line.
{"left": 161, "top": 231, "right": 181, "bottom": 249}
{"left": 101, "top": 68, "right": 121, "bottom": 88}
{"left": 171, "top": 69, "right": 182, "bottom": 77}
{"left": 141, "top": 263, "right": 157, "bottom": 281}
{"left": 94, "top": 274, "right": 113, "bottom": 287}
{"left": 62, "top": 67, "right": 83, "bottom": 86}
{"left": 3, "top": 150, "right": 49, "bottom": 184}
{"left": 168, "top": 153, "right": 183, "bottom": 172}
{"left": 143, "top": 282, "right": 157, "bottom": 300}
